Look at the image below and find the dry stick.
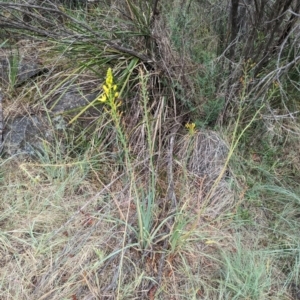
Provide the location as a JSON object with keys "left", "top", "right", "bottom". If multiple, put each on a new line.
{"left": 152, "top": 0, "right": 160, "bottom": 15}
{"left": 154, "top": 124, "right": 180, "bottom": 290}
{"left": 150, "top": 0, "right": 160, "bottom": 27}
{"left": 228, "top": 0, "right": 240, "bottom": 60}
{"left": 167, "top": 133, "right": 178, "bottom": 208}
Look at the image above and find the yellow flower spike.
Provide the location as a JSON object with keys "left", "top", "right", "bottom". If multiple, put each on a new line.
{"left": 185, "top": 122, "right": 196, "bottom": 135}
{"left": 99, "top": 67, "right": 120, "bottom": 114}
{"left": 105, "top": 68, "right": 113, "bottom": 86}
{"left": 185, "top": 122, "right": 195, "bottom": 130}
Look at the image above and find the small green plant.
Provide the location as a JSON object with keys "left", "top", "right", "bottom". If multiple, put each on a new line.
{"left": 8, "top": 52, "right": 19, "bottom": 91}
{"left": 219, "top": 239, "right": 273, "bottom": 300}
{"left": 203, "top": 98, "right": 224, "bottom": 125}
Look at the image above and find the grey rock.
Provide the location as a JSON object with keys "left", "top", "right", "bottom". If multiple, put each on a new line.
{"left": 17, "top": 61, "right": 46, "bottom": 85}
{"left": 2, "top": 88, "right": 101, "bottom": 158}
{"left": 49, "top": 91, "right": 99, "bottom": 114}
{"left": 52, "top": 115, "right": 68, "bottom": 130}
{"left": 0, "top": 57, "right": 47, "bottom": 87}
{"left": 2, "top": 115, "right": 51, "bottom": 157}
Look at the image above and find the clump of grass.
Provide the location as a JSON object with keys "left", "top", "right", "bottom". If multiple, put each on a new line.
{"left": 176, "top": 129, "right": 234, "bottom": 218}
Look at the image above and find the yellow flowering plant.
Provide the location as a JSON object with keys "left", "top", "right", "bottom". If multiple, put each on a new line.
{"left": 97, "top": 68, "right": 124, "bottom": 134}
{"left": 97, "top": 68, "right": 129, "bottom": 156}
{"left": 68, "top": 68, "right": 120, "bottom": 125}
{"left": 98, "top": 68, "right": 119, "bottom": 105}
{"left": 185, "top": 122, "right": 196, "bottom": 135}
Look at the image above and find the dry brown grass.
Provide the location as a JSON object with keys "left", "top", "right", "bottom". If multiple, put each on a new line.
{"left": 0, "top": 144, "right": 237, "bottom": 299}
{"left": 176, "top": 130, "right": 234, "bottom": 218}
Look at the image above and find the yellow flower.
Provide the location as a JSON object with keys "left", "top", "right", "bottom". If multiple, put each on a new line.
{"left": 98, "top": 68, "right": 119, "bottom": 108}
{"left": 105, "top": 68, "right": 113, "bottom": 86}
{"left": 98, "top": 94, "right": 107, "bottom": 102}
{"left": 185, "top": 122, "right": 196, "bottom": 135}
{"left": 103, "top": 85, "right": 109, "bottom": 95}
